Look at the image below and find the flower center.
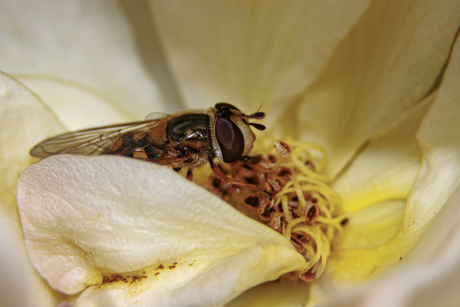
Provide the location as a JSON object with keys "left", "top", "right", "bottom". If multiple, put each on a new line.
{"left": 205, "top": 138, "right": 347, "bottom": 281}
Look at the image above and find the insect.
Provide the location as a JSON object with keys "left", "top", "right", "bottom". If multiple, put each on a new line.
{"left": 31, "top": 103, "right": 266, "bottom": 188}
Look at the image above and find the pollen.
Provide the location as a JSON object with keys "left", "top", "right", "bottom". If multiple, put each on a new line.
{"left": 206, "top": 138, "right": 347, "bottom": 281}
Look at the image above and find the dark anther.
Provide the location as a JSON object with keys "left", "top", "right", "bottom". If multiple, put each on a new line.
{"left": 277, "top": 167, "right": 293, "bottom": 177}
{"left": 268, "top": 154, "right": 278, "bottom": 164}
{"left": 240, "top": 155, "right": 262, "bottom": 164}
{"left": 244, "top": 195, "right": 259, "bottom": 207}
{"left": 305, "top": 160, "right": 316, "bottom": 171}
{"left": 258, "top": 207, "right": 274, "bottom": 221}
{"left": 306, "top": 204, "right": 319, "bottom": 222}
{"left": 299, "top": 267, "right": 316, "bottom": 282}
{"left": 245, "top": 177, "right": 258, "bottom": 185}
{"left": 213, "top": 177, "right": 221, "bottom": 188}
{"left": 340, "top": 217, "right": 349, "bottom": 226}
{"left": 274, "top": 140, "right": 291, "bottom": 158}
{"left": 249, "top": 154, "right": 263, "bottom": 164}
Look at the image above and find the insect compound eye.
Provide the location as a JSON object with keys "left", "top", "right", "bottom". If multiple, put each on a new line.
{"left": 215, "top": 117, "right": 245, "bottom": 163}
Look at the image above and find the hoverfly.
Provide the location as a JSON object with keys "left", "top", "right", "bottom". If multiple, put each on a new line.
{"left": 30, "top": 103, "right": 266, "bottom": 189}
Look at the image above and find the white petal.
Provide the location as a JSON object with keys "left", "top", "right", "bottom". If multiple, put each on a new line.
{"left": 151, "top": 0, "right": 370, "bottom": 122}
{"left": 17, "top": 75, "right": 136, "bottom": 130}
{"left": 0, "top": 217, "right": 61, "bottom": 307}
{"left": 17, "top": 155, "right": 305, "bottom": 306}
{"left": 309, "top": 22, "right": 460, "bottom": 307}
{"left": 298, "top": 0, "right": 460, "bottom": 176}
{"left": 314, "top": 186, "right": 460, "bottom": 307}
{"left": 337, "top": 200, "right": 406, "bottom": 250}
{"left": 405, "top": 31, "right": 460, "bottom": 230}
{"left": 225, "top": 280, "right": 310, "bottom": 307}
{"left": 333, "top": 92, "right": 434, "bottom": 213}
{"left": 0, "top": 72, "right": 65, "bottom": 306}
{"left": 0, "top": 0, "right": 178, "bottom": 116}
{"left": 0, "top": 71, "right": 65, "bottom": 216}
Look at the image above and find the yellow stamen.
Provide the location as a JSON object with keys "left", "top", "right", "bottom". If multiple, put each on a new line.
{"left": 205, "top": 138, "right": 346, "bottom": 281}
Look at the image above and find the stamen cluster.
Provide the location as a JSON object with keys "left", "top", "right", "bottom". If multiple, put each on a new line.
{"left": 207, "top": 140, "right": 347, "bottom": 281}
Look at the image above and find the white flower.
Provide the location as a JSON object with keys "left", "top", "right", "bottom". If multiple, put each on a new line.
{"left": 1, "top": 1, "right": 460, "bottom": 306}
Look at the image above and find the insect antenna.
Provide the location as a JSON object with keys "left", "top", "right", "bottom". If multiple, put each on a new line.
{"left": 247, "top": 112, "right": 265, "bottom": 120}
{"left": 243, "top": 117, "right": 266, "bottom": 130}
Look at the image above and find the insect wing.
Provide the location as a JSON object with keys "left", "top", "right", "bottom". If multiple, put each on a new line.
{"left": 30, "top": 120, "right": 163, "bottom": 158}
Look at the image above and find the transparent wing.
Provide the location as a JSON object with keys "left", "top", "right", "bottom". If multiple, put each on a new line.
{"left": 145, "top": 112, "right": 170, "bottom": 120}
{"left": 30, "top": 119, "right": 163, "bottom": 158}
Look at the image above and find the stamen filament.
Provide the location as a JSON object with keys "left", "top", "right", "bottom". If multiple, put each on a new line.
{"left": 205, "top": 138, "right": 346, "bottom": 281}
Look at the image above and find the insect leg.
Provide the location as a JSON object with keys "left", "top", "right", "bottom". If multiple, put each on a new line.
{"left": 186, "top": 168, "right": 193, "bottom": 181}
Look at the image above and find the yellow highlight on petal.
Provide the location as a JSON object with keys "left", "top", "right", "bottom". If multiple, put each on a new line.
{"left": 328, "top": 227, "right": 424, "bottom": 282}
{"left": 340, "top": 181, "right": 415, "bottom": 214}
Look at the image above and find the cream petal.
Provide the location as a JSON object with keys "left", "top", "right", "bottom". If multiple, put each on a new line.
{"left": 77, "top": 245, "right": 302, "bottom": 307}
{"left": 0, "top": 0, "right": 177, "bottom": 116}
{"left": 319, "top": 20, "right": 460, "bottom": 284}
{"left": 225, "top": 280, "right": 310, "bottom": 307}
{"left": 313, "top": 186, "right": 460, "bottom": 307}
{"left": 17, "top": 155, "right": 305, "bottom": 305}
{"left": 0, "top": 217, "right": 62, "bottom": 307}
{"left": 404, "top": 36, "right": 460, "bottom": 231}
{"left": 0, "top": 72, "right": 65, "bottom": 306}
{"left": 0, "top": 71, "right": 65, "bottom": 219}
{"left": 333, "top": 92, "right": 435, "bottom": 213}
{"left": 17, "top": 75, "right": 136, "bottom": 130}
{"left": 337, "top": 200, "right": 406, "bottom": 250}
{"left": 151, "top": 0, "right": 370, "bottom": 122}
{"left": 404, "top": 186, "right": 460, "bottom": 307}
{"left": 297, "top": 0, "right": 460, "bottom": 176}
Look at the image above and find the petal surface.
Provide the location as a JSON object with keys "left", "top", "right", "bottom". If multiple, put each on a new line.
{"left": 0, "top": 0, "right": 176, "bottom": 116}
{"left": 297, "top": 0, "right": 460, "bottom": 176}
{"left": 17, "top": 155, "right": 305, "bottom": 306}
{"left": 17, "top": 75, "right": 136, "bottom": 130}
{"left": 405, "top": 37, "right": 460, "bottom": 230}
{"left": 151, "top": 0, "right": 370, "bottom": 123}
{"left": 311, "top": 186, "right": 460, "bottom": 307}
{"left": 0, "top": 72, "right": 65, "bottom": 306}
{"left": 333, "top": 93, "right": 434, "bottom": 213}
{"left": 225, "top": 280, "right": 310, "bottom": 307}
{"left": 0, "top": 72, "right": 65, "bottom": 222}
{"left": 327, "top": 26, "right": 460, "bottom": 282}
